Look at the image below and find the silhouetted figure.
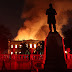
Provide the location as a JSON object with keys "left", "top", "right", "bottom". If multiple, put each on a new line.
{"left": 46, "top": 3, "right": 57, "bottom": 32}
{"left": 2, "top": 60, "right": 7, "bottom": 71}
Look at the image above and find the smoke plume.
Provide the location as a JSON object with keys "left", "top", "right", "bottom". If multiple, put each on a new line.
{"left": 14, "top": 0, "right": 72, "bottom": 40}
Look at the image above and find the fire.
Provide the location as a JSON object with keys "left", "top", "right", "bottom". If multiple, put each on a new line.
{"left": 14, "top": 11, "right": 50, "bottom": 41}
{"left": 15, "top": 34, "right": 36, "bottom": 40}
{"left": 14, "top": 0, "right": 72, "bottom": 40}
{"left": 14, "top": 29, "right": 37, "bottom": 40}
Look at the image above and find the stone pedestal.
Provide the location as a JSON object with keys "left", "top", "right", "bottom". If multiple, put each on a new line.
{"left": 44, "top": 32, "right": 67, "bottom": 72}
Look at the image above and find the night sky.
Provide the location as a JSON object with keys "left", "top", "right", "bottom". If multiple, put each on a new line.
{"left": 0, "top": 0, "right": 24, "bottom": 38}
{"left": 0, "top": 0, "right": 72, "bottom": 50}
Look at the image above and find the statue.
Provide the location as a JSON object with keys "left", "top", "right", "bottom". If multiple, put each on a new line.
{"left": 46, "top": 3, "right": 57, "bottom": 32}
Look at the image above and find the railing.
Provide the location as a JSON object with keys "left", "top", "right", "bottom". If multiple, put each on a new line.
{"left": 0, "top": 54, "right": 44, "bottom": 70}
{"left": 30, "top": 54, "right": 44, "bottom": 60}
{"left": 11, "top": 54, "right": 29, "bottom": 61}
{"left": 0, "top": 54, "right": 44, "bottom": 61}
{"left": 0, "top": 54, "right": 10, "bottom": 61}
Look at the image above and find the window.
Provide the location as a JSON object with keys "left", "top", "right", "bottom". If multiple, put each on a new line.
{"left": 30, "top": 44, "right": 32, "bottom": 48}
{"left": 15, "top": 45, "right": 17, "bottom": 48}
{"left": 19, "top": 45, "right": 22, "bottom": 48}
{"left": 34, "top": 44, "right": 36, "bottom": 48}
{"left": 19, "top": 52, "right": 21, "bottom": 54}
{"left": 11, "top": 52, "right": 13, "bottom": 55}
{"left": 26, "top": 44, "right": 28, "bottom": 48}
{"left": 15, "top": 52, "right": 17, "bottom": 54}
{"left": 11, "top": 45, "right": 13, "bottom": 48}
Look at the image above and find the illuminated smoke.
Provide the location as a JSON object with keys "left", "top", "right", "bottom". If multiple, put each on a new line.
{"left": 14, "top": 0, "right": 72, "bottom": 40}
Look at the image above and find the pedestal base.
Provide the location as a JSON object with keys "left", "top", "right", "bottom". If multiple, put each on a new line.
{"left": 44, "top": 32, "right": 67, "bottom": 72}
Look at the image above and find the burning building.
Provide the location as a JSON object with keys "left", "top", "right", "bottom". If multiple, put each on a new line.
{"left": 8, "top": 40, "right": 44, "bottom": 55}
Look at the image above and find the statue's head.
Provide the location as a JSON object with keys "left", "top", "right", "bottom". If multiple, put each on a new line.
{"left": 49, "top": 3, "right": 52, "bottom": 8}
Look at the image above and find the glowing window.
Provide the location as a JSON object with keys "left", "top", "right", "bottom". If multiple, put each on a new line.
{"left": 15, "top": 52, "right": 17, "bottom": 54}
{"left": 11, "top": 45, "right": 13, "bottom": 48}
{"left": 11, "top": 52, "right": 13, "bottom": 55}
{"left": 19, "top": 52, "right": 21, "bottom": 54}
{"left": 30, "top": 44, "right": 32, "bottom": 48}
{"left": 19, "top": 45, "right": 22, "bottom": 48}
{"left": 15, "top": 45, "right": 17, "bottom": 48}
{"left": 26, "top": 44, "right": 28, "bottom": 48}
{"left": 34, "top": 44, "right": 36, "bottom": 48}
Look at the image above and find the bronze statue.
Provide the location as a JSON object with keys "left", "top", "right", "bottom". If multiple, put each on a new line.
{"left": 46, "top": 3, "right": 57, "bottom": 32}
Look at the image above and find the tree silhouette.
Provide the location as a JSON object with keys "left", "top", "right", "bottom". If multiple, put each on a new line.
{"left": 0, "top": 25, "right": 12, "bottom": 53}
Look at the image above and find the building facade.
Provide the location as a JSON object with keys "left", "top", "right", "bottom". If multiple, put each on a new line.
{"left": 8, "top": 40, "right": 44, "bottom": 55}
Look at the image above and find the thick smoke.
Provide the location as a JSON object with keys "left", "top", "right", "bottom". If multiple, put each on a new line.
{"left": 61, "top": 10, "right": 72, "bottom": 49}
{"left": 14, "top": 0, "right": 72, "bottom": 40}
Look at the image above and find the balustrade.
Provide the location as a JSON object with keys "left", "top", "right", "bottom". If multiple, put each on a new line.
{"left": 0, "top": 54, "right": 44, "bottom": 61}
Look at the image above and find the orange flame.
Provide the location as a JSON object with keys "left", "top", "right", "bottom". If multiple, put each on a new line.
{"left": 14, "top": 0, "right": 72, "bottom": 40}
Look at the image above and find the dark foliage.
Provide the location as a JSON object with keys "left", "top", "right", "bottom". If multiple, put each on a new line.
{"left": 0, "top": 25, "right": 12, "bottom": 52}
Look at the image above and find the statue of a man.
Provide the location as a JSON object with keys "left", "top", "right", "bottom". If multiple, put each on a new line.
{"left": 46, "top": 3, "right": 57, "bottom": 32}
